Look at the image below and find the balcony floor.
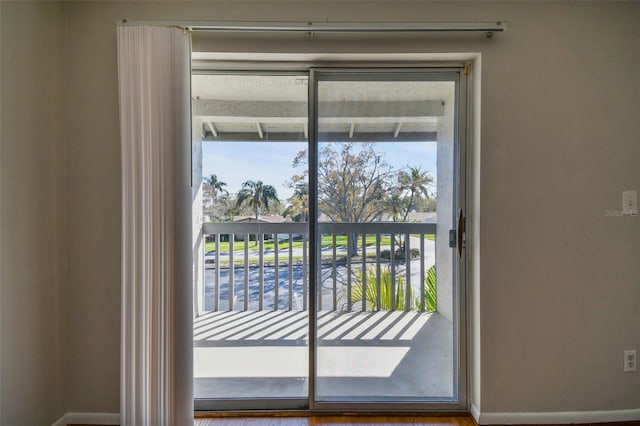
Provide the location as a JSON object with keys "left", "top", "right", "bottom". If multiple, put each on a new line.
{"left": 194, "top": 310, "right": 453, "bottom": 402}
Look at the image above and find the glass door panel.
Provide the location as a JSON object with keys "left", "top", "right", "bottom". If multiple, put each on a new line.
{"left": 193, "top": 73, "right": 309, "bottom": 410}
{"left": 312, "top": 72, "right": 461, "bottom": 404}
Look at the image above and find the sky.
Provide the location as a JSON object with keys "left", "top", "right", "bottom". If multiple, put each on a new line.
{"left": 202, "top": 141, "right": 438, "bottom": 201}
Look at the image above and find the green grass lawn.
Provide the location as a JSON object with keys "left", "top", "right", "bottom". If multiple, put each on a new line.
{"left": 205, "top": 233, "right": 436, "bottom": 254}
{"left": 205, "top": 238, "right": 301, "bottom": 253}
{"left": 205, "top": 234, "right": 398, "bottom": 254}
{"left": 413, "top": 233, "right": 436, "bottom": 241}
{"left": 205, "top": 252, "right": 412, "bottom": 268}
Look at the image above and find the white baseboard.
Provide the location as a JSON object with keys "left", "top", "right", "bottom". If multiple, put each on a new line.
{"left": 51, "top": 408, "right": 640, "bottom": 426}
{"left": 470, "top": 403, "right": 481, "bottom": 423}
{"left": 52, "top": 412, "right": 120, "bottom": 426}
{"left": 471, "top": 406, "right": 640, "bottom": 424}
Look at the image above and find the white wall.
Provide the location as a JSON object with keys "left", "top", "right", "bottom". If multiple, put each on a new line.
{"left": 1, "top": 0, "right": 638, "bottom": 421}
{"left": 0, "top": 2, "right": 67, "bottom": 425}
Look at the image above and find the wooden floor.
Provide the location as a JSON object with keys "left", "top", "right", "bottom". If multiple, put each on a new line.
{"left": 191, "top": 417, "right": 640, "bottom": 426}
{"left": 193, "top": 416, "right": 476, "bottom": 426}
{"left": 69, "top": 415, "right": 640, "bottom": 426}
{"left": 69, "top": 417, "right": 474, "bottom": 426}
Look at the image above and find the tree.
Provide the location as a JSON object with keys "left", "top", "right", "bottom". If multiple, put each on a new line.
{"left": 395, "top": 166, "right": 433, "bottom": 222}
{"left": 388, "top": 166, "right": 434, "bottom": 253}
{"left": 293, "top": 143, "right": 395, "bottom": 256}
{"left": 204, "top": 174, "right": 228, "bottom": 197}
{"left": 236, "top": 180, "right": 280, "bottom": 220}
{"left": 283, "top": 182, "right": 309, "bottom": 222}
{"left": 202, "top": 174, "right": 228, "bottom": 221}
{"left": 293, "top": 143, "right": 395, "bottom": 222}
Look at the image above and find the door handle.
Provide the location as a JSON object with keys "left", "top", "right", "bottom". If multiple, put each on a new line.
{"left": 457, "top": 209, "right": 465, "bottom": 258}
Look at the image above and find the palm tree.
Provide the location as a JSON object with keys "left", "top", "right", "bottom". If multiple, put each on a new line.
{"left": 398, "top": 166, "right": 433, "bottom": 222}
{"left": 390, "top": 167, "right": 433, "bottom": 255}
{"left": 203, "top": 174, "right": 228, "bottom": 199}
{"left": 203, "top": 174, "right": 228, "bottom": 220}
{"left": 236, "top": 180, "right": 280, "bottom": 221}
{"left": 388, "top": 192, "right": 406, "bottom": 223}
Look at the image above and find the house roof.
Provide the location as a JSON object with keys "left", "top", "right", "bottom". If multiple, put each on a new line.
{"left": 232, "top": 215, "right": 289, "bottom": 223}
{"left": 379, "top": 211, "right": 437, "bottom": 223}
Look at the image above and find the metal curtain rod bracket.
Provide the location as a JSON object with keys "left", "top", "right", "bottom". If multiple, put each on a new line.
{"left": 118, "top": 20, "right": 508, "bottom": 36}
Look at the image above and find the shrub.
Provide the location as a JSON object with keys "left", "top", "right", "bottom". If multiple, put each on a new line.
{"left": 416, "top": 265, "right": 437, "bottom": 312}
{"left": 379, "top": 248, "right": 420, "bottom": 261}
{"left": 348, "top": 266, "right": 415, "bottom": 311}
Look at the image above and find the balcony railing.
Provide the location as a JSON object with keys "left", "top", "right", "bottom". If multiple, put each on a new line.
{"left": 202, "top": 222, "right": 436, "bottom": 313}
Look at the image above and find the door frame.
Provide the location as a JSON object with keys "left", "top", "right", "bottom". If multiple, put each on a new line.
{"left": 192, "top": 62, "right": 471, "bottom": 413}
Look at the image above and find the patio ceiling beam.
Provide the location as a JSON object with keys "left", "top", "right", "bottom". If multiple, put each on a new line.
{"left": 201, "top": 116, "right": 304, "bottom": 124}
{"left": 198, "top": 115, "right": 440, "bottom": 125}
{"left": 201, "top": 131, "right": 437, "bottom": 143}
{"left": 393, "top": 122, "right": 403, "bottom": 138}
{"left": 194, "top": 99, "right": 446, "bottom": 118}
{"left": 207, "top": 121, "right": 218, "bottom": 138}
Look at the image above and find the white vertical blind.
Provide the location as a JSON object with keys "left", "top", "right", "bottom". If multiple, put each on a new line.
{"left": 117, "top": 26, "right": 192, "bottom": 426}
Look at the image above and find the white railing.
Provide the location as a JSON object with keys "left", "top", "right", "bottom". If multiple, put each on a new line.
{"left": 202, "top": 222, "right": 436, "bottom": 313}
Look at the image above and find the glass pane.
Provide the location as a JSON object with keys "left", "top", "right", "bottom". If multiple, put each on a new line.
{"left": 314, "top": 76, "right": 457, "bottom": 402}
{"left": 193, "top": 74, "right": 309, "bottom": 407}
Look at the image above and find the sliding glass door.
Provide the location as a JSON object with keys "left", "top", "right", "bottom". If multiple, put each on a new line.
{"left": 192, "top": 67, "right": 466, "bottom": 411}
{"left": 310, "top": 70, "right": 465, "bottom": 408}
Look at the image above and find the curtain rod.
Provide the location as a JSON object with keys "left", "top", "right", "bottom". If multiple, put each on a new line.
{"left": 119, "top": 20, "right": 508, "bottom": 36}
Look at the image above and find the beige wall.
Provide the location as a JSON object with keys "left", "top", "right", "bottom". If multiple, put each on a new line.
{"left": 1, "top": 0, "right": 638, "bottom": 422}
{"left": 0, "top": 2, "right": 67, "bottom": 425}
